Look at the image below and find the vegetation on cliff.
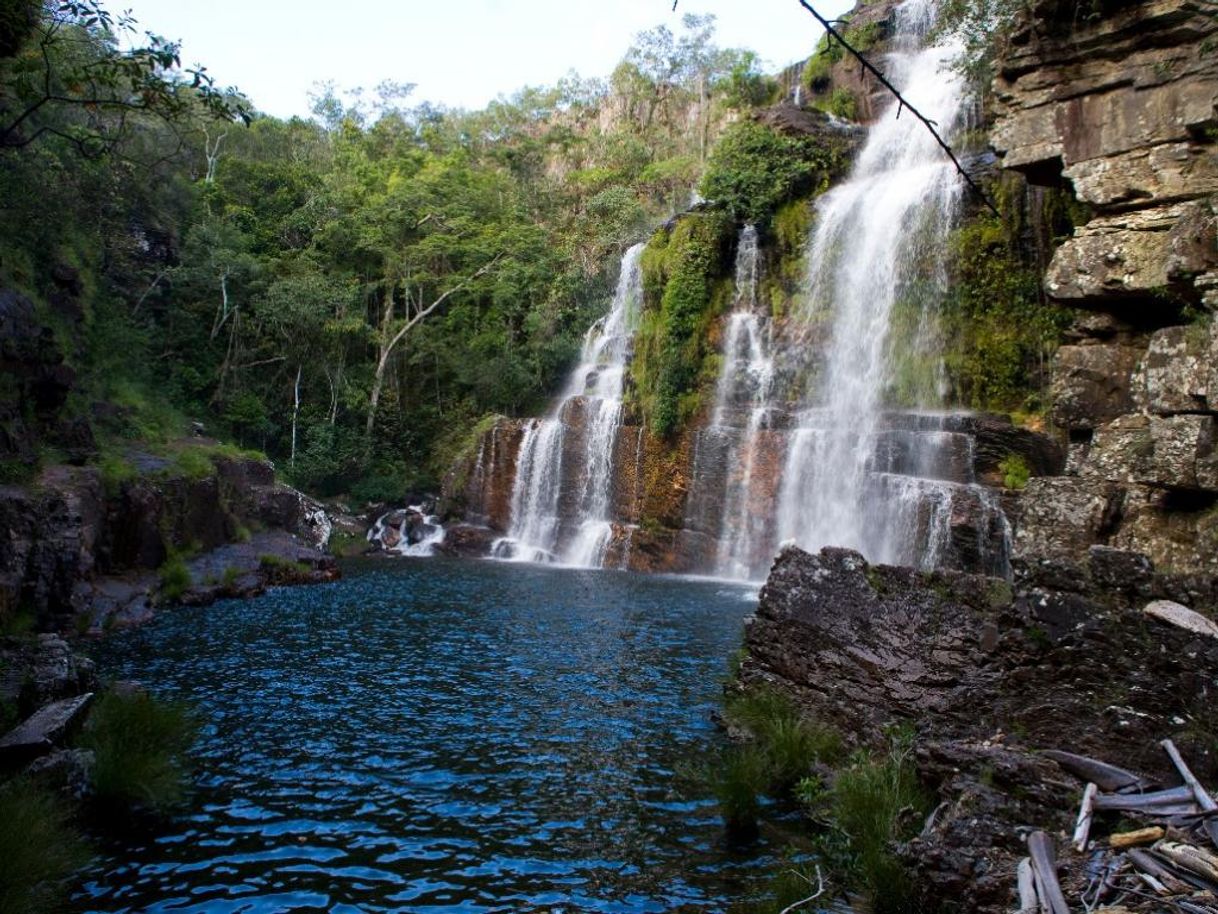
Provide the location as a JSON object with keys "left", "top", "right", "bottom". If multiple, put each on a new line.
{"left": 0, "top": 3, "right": 779, "bottom": 502}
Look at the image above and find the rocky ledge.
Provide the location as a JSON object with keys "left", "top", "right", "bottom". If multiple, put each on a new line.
{"left": 0, "top": 448, "right": 336, "bottom": 634}
{"left": 739, "top": 544, "right": 1217, "bottom": 913}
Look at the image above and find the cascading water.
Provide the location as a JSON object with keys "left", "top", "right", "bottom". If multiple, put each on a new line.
{"left": 496, "top": 244, "right": 645, "bottom": 566}
{"left": 773, "top": 0, "right": 1009, "bottom": 571}
{"left": 689, "top": 225, "right": 781, "bottom": 580}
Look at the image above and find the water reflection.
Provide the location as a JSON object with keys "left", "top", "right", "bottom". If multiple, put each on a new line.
{"left": 79, "top": 559, "right": 772, "bottom": 913}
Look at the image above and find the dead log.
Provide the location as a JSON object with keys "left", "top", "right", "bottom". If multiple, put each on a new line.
{"left": 1094, "top": 786, "right": 1197, "bottom": 811}
{"left": 1110, "top": 827, "right": 1166, "bottom": 849}
{"left": 1161, "top": 739, "right": 1218, "bottom": 846}
{"left": 1127, "top": 847, "right": 1193, "bottom": 894}
{"left": 1016, "top": 857, "right": 1039, "bottom": 913}
{"left": 1027, "top": 831, "right": 1071, "bottom": 914}
{"left": 1041, "top": 750, "right": 1155, "bottom": 792}
{"left": 1155, "top": 841, "right": 1218, "bottom": 885}
{"left": 1074, "top": 782, "right": 1098, "bottom": 851}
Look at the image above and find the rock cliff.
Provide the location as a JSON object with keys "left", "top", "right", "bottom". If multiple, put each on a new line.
{"left": 994, "top": 0, "right": 1218, "bottom": 574}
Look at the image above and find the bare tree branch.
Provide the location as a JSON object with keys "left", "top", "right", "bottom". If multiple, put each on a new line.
{"left": 794, "top": 0, "right": 1001, "bottom": 217}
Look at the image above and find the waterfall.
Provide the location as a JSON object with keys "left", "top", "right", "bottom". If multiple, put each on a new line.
{"left": 496, "top": 244, "right": 645, "bottom": 566}
{"left": 774, "top": 0, "right": 997, "bottom": 570}
{"left": 690, "top": 225, "right": 781, "bottom": 580}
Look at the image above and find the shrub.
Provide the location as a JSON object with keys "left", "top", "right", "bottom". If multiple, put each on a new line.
{"left": 97, "top": 451, "right": 137, "bottom": 496}
{"left": 699, "top": 120, "right": 846, "bottom": 224}
{"left": 829, "top": 728, "right": 928, "bottom": 913}
{"left": 169, "top": 447, "right": 215, "bottom": 481}
{"left": 78, "top": 690, "right": 196, "bottom": 815}
{"left": 0, "top": 779, "right": 91, "bottom": 914}
{"left": 157, "top": 554, "right": 191, "bottom": 602}
{"left": 999, "top": 453, "right": 1031, "bottom": 489}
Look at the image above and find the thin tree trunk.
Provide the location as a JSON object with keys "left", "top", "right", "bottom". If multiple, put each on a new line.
{"left": 290, "top": 364, "right": 302, "bottom": 467}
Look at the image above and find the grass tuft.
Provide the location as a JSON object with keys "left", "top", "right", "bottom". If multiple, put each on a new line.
{"left": 0, "top": 779, "right": 91, "bottom": 914}
{"left": 78, "top": 690, "right": 197, "bottom": 816}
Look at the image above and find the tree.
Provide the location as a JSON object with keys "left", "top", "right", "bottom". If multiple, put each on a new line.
{"left": 0, "top": 1, "right": 247, "bottom": 156}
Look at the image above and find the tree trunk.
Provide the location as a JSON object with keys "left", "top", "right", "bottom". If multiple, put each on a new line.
{"left": 290, "top": 364, "right": 302, "bottom": 467}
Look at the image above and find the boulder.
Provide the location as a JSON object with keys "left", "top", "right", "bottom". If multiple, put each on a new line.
{"left": 1012, "top": 477, "right": 1124, "bottom": 563}
{"left": 1081, "top": 413, "right": 1218, "bottom": 490}
{"left": 1049, "top": 344, "right": 1141, "bottom": 430}
{"left": 434, "top": 523, "right": 499, "bottom": 558}
{"left": 0, "top": 693, "right": 93, "bottom": 766}
{"left": 1131, "top": 323, "right": 1215, "bottom": 415}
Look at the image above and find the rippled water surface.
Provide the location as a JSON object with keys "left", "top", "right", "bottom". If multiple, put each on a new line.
{"left": 80, "top": 558, "right": 766, "bottom": 913}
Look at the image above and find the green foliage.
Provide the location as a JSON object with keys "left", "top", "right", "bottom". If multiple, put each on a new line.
{"left": 168, "top": 447, "right": 215, "bottom": 481}
{"left": 79, "top": 690, "right": 196, "bottom": 815}
{"left": 817, "top": 87, "right": 858, "bottom": 121}
{"left": 0, "top": 779, "right": 91, "bottom": 914}
{"left": 938, "top": 186, "right": 1072, "bottom": 415}
{"left": 633, "top": 212, "right": 732, "bottom": 436}
{"left": 98, "top": 452, "right": 137, "bottom": 496}
{"left": 157, "top": 554, "right": 191, "bottom": 602}
{"left": 827, "top": 729, "right": 927, "bottom": 913}
{"left": 999, "top": 453, "right": 1030, "bottom": 489}
{"left": 699, "top": 120, "right": 844, "bottom": 224}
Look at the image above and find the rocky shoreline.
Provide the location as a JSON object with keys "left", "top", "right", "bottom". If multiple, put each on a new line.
{"left": 737, "top": 543, "right": 1217, "bottom": 912}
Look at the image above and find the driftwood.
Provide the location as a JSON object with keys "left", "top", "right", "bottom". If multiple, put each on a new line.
{"left": 1041, "top": 750, "right": 1155, "bottom": 793}
{"left": 1094, "top": 785, "right": 1198, "bottom": 812}
{"left": 1110, "top": 827, "right": 1166, "bottom": 849}
{"left": 1128, "top": 847, "right": 1194, "bottom": 894}
{"left": 1162, "top": 739, "right": 1218, "bottom": 846}
{"left": 1028, "top": 831, "right": 1071, "bottom": 914}
{"left": 1156, "top": 841, "right": 1218, "bottom": 885}
{"left": 1016, "top": 857, "right": 1039, "bottom": 913}
{"left": 1074, "top": 782, "right": 1099, "bottom": 851}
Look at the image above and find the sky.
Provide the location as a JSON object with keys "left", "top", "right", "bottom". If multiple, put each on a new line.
{"left": 117, "top": 0, "right": 854, "bottom": 119}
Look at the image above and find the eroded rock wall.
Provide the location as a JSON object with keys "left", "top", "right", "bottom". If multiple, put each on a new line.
{"left": 994, "top": 0, "right": 1218, "bottom": 573}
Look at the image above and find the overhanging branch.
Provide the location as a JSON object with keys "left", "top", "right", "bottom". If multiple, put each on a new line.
{"left": 795, "top": 0, "right": 1001, "bottom": 217}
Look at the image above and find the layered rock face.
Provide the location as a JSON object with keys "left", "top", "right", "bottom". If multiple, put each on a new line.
{"left": 740, "top": 544, "right": 1217, "bottom": 913}
{"left": 0, "top": 452, "right": 335, "bottom": 632}
{"left": 994, "top": 0, "right": 1218, "bottom": 573}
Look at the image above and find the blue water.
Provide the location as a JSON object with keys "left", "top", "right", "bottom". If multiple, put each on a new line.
{"left": 78, "top": 558, "right": 769, "bottom": 913}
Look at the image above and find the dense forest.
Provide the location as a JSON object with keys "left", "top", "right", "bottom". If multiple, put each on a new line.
{"left": 1, "top": 0, "right": 799, "bottom": 501}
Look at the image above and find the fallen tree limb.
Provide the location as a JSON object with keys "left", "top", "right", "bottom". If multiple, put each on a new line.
{"left": 1073, "top": 782, "right": 1098, "bottom": 851}
{"left": 1094, "top": 785, "right": 1196, "bottom": 811}
{"left": 1161, "top": 739, "right": 1218, "bottom": 846}
{"left": 1028, "top": 832, "right": 1071, "bottom": 914}
{"left": 1041, "top": 750, "right": 1155, "bottom": 793}
{"left": 1110, "top": 827, "right": 1166, "bottom": 849}
{"left": 1016, "top": 857, "right": 1038, "bottom": 913}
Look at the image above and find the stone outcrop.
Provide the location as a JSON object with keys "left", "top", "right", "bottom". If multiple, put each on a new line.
{"left": 0, "top": 449, "right": 336, "bottom": 633}
{"left": 740, "top": 544, "right": 1217, "bottom": 914}
{"left": 995, "top": 0, "right": 1218, "bottom": 575}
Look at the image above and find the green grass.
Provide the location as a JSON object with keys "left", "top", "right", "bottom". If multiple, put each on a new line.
{"left": 157, "top": 554, "right": 191, "bottom": 602}
{"left": 703, "top": 744, "right": 770, "bottom": 837}
{"left": 77, "top": 690, "right": 197, "bottom": 815}
{"left": 0, "top": 779, "right": 91, "bottom": 914}
{"left": 168, "top": 447, "right": 215, "bottom": 481}
{"left": 827, "top": 728, "right": 928, "bottom": 914}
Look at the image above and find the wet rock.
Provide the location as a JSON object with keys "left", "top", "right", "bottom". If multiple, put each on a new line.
{"left": 0, "top": 693, "right": 93, "bottom": 767}
{"left": 25, "top": 748, "right": 94, "bottom": 799}
{"left": 1088, "top": 545, "right": 1155, "bottom": 597}
{"left": 434, "top": 524, "right": 498, "bottom": 558}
